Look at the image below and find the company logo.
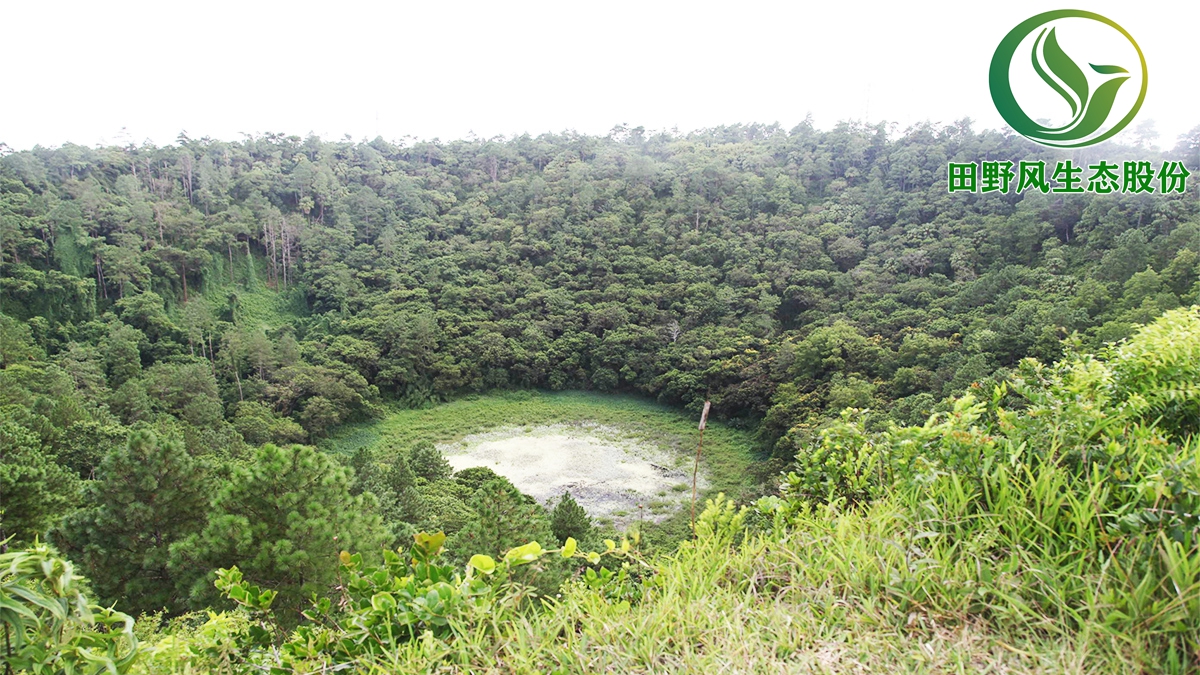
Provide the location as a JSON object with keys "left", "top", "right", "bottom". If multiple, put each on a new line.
{"left": 989, "top": 10, "right": 1147, "bottom": 148}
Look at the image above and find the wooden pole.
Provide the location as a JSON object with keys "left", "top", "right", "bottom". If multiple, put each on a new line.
{"left": 691, "top": 400, "right": 711, "bottom": 536}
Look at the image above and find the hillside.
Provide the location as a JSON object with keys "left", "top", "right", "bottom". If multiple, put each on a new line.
{"left": 1, "top": 123, "right": 1199, "bottom": 673}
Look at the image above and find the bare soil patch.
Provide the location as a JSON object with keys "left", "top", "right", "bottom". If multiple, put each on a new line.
{"left": 440, "top": 422, "right": 706, "bottom": 525}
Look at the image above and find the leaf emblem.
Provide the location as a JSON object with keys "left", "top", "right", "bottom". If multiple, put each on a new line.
{"left": 989, "top": 10, "right": 1147, "bottom": 148}
{"left": 1028, "top": 25, "right": 1131, "bottom": 142}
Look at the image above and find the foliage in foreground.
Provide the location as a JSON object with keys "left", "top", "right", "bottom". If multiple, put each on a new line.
{"left": 0, "top": 543, "right": 137, "bottom": 675}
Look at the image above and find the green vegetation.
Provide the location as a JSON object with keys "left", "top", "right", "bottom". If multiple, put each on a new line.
{"left": 59, "top": 431, "right": 210, "bottom": 617}
{"left": 4, "top": 307, "right": 1198, "bottom": 673}
{"left": 0, "top": 544, "right": 137, "bottom": 675}
{"left": 176, "top": 309, "right": 1200, "bottom": 671}
{"left": 1, "top": 122, "right": 1199, "bottom": 672}
{"left": 180, "top": 443, "right": 390, "bottom": 624}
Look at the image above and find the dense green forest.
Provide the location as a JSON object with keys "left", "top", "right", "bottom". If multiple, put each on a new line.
{"left": 2, "top": 121, "right": 1199, "bottom": 673}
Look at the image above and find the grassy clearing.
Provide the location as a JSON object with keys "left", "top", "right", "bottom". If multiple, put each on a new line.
{"left": 178, "top": 250, "right": 308, "bottom": 332}
{"left": 324, "top": 390, "right": 763, "bottom": 504}
{"left": 231, "top": 284, "right": 307, "bottom": 331}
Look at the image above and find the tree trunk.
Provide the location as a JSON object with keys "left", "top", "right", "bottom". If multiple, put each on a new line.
{"left": 231, "top": 354, "right": 244, "bottom": 402}
{"left": 208, "top": 334, "right": 217, "bottom": 378}
{"left": 95, "top": 255, "right": 107, "bottom": 299}
{"left": 281, "top": 223, "right": 288, "bottom": 289}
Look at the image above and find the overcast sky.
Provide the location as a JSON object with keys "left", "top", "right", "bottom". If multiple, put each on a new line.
{"left": 2, "top": 0, "right": 1196, "bottom": 150}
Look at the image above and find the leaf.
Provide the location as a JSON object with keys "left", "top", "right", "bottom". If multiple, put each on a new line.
{"left": 1032, "top": 27, "right": 1089, "bottom": 120}
{"left": 411, "top": 531, "right": 447, "bottom": 561}
{"left": 561, "top": 537, "right": 577, "bottom": 558}
{"left": 1090, "top": 64, "right": 1128, "bottom": 74}
{"left": 370, "top": 591, "right": 396, "bottom": 613}
{"left": 1067, "top": 74, "right": 1130, "bottom": 141}
{"left": 468, "top": 554, "right": 496, "bottom": 575}
{"left": 503, "top": 541, "right": 544, "bottom": 565}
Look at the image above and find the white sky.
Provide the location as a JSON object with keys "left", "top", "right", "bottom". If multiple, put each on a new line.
{"left": 2, "top": 0, "right": 1196, "bottom": 150}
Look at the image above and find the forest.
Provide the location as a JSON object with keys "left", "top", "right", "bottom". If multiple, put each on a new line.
{"left": 2, "top": 119, "right": 1199, "bottom": 673}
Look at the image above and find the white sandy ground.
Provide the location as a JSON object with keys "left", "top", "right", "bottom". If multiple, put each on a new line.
{"left": 439, "top": 423, "right": 707, "bottom": 526}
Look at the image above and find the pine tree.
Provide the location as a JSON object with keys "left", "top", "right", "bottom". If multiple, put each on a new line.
{"left": 0, "top": 422, "right": 79, "bottom": 550}
{"left": 407, "top": 440, "right": 451, "bottom": 482}
{"left": 345, "top": 445, "right": 380, "bottom": 496}
{"left": 57, "top": 430, "right": 209, "bottom": 614}
{"left": 177, "top": 443, "right": 389, "bottom": 624}
{"left": 381, "top": 453, "right": 424, "bottom": 524}
{"left": 448, "top": 475, "right": 568, "bottom": 590}
{"left": 449, "top": 479, "right": 554, "bottom": 559}
{"left": 346, "top": 446, "right": 424, "bottom": 543}
{"left": 550, "top": 492, "right": 592, "bottom": 545}
{"left": 448, "top": 478, "right": 566, "bottom": 596}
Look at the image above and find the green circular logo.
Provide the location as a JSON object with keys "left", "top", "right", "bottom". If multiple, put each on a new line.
{"left": 989, "top": 10, "right": 1147, "bottom": 148}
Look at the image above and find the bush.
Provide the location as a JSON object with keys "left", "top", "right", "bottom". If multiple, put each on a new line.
{"left": 231, "top": 401, "right": 306, "bottom": 446}
{"left": 0, "top": 543, "right": 138, "bottom": 675}
{"left": 454, "top": 465, "right": 502, "bottom": 493}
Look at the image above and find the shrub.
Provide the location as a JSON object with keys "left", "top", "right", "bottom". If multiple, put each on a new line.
{"left": 0, "top": 543, "right": 138, "bottom": 675}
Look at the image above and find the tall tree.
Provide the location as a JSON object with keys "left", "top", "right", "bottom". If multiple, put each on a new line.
{"left": 0, "top": 422, "right": 78, "bottom": 550}
{"left": 57, "top": 430, "right": 209, "bottom": 614}
{"left": 177, "top": 443, "right": 388, "bottom": 623}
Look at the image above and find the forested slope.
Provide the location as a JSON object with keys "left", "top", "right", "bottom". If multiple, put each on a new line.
{"left": 2, "top": 123, "right": 1196, "bottom": 462}
{"left": 2, "top": 122, "right": 1199, "bottom": 672}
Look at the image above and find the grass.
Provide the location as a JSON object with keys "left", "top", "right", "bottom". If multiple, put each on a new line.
{"left": 322, "top": 390, "right": 763, "bottom": 503}
{"left": 346, "top": 503, "right": 1142, "bottom": 674}
{"left": 232, "top": 284, "right": 307, "bottom": 332}
{"left": 174, "top": 249, "right": 308, "bottom": 333}
{"left": 129, "top": 488, "right": 1186, "bottom": 675}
